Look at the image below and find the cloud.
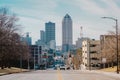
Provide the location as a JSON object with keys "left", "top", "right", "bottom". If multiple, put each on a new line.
{"left": 18, "top": 16, "right": 42, "bottom": 44}
{"left": 101, "top": 0, "right": 120, "bottom": 17}
{"left": 27, "top": 0, "right": 58, "bottom": 10}
{"left": 73, "top": 20, "right": 111, "bottom": 43}
{"left": 1, "top": 0, "right": 58, "bottom": 19}
{"left": 66, "top": 0, "right": 108, "bottom": 15}
{"left": 18, "top": 14, "right": 63, "bottom": 45}
{"left": 1, "top": 0, "right": 120, "bottom": 45}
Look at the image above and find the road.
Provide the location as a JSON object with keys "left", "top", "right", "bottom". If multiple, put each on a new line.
{"left": 0, "top": 70, "right": 120, "bottom": 80}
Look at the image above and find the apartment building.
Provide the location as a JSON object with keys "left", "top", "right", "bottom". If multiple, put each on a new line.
{"left": 82, "top": 39, "right": 101, "bottom": 70}
{"left": 29, "top": 45, "right": 42, "bottom": 66}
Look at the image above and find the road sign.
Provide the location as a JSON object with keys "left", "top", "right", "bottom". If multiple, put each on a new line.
{"left": 102, "top": 58, "right": 106, "bottom": 63}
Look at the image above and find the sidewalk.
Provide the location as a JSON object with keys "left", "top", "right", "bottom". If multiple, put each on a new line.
{"left": 92, "top": 70, "right": 120, "bottom": 78}
{"left": 79, "top": 70, "right": 120, "bottom": 78}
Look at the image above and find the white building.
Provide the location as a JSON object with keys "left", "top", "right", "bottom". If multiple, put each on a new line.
{"left": 82, "top": 39, "right": 101, "bottom": 70}
{"left": 76, "top": 37, "right": 89, "bottom": 49}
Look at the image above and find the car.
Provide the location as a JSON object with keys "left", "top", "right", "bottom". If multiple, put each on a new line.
{"left": 60, "top": 65, "right": 71, "bottom": 70}
{"left": 59, "top": 65, "right": 66, "bottom": 70}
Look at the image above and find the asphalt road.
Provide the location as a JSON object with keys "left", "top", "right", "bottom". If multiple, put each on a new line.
{"left": 0, "top": 70, "right": 120, "bottom": 80}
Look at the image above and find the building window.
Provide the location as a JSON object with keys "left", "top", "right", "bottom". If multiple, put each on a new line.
{"left": 90, "top": 51, "right": 97, "bottom": 53}
{"left": 91, "top": 57, "right": 99, "bottom": 60}
{"left": 90, "top": 44, "right": 96, "bottom": 47}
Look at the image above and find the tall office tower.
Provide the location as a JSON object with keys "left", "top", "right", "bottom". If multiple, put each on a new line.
{"left": 62, "top": 14, "right": 73, "bottom": 52}
{"left": 21, "top": 32, "right": 32, "bottom": 45}
{"left": 40, "top": 30, "right": 46, "bottom": 43}
{"left": 45, "top": 21, "right": 55, "bottom": 45}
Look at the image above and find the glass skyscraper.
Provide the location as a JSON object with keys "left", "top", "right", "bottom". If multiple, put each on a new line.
{"left": 62, "top": 14, "right": 73, "bottom": 52}
{"left": 45, "top": 21, "right": 55, "bottom": 45}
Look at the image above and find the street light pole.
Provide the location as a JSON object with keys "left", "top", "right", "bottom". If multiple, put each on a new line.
{"left": 102, "top": 17, "right": 119, "bottom": 74}
{"left": 116, "top": 19, "right": 119, "bottom": 74}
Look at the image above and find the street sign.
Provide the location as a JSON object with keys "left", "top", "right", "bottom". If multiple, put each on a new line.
{"left": 102, "top": 58, "right": 106, "bottom": 63}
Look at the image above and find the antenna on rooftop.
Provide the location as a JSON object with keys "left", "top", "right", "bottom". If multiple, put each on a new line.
{"left": 26, "top": 32, "right": 31, "bottom": 37}
{"left": 80, "top": 26, "right": 83, "bottom": 38}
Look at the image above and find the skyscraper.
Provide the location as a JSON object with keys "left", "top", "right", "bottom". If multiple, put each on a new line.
{"left": 21, "top": 32, "right": 32, "bottom": 45}
{"left": 45, "top": 21, "right": 55, "bottom": 45}
{"left": 40, "top": 30, "right": 46, "bottom": 43}
{"left": 62, "top": 14, "right": 73, "bottom": 52}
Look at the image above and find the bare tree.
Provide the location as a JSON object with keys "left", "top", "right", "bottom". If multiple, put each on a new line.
{"left": 0, "top": 7, "right": 19, "bottom": 42}
{"left": 101, "top": 30, "right": 120, "bottom": 68}
{"left": 0, "top": 7, "right": 29, "bottom": 69}
{"left": 71, "top": 48, "right": 82, "bottom": 70}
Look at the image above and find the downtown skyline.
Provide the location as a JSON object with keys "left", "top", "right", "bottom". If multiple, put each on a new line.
{"left": 1, "top": 0, "right": 120, "bottom": 45}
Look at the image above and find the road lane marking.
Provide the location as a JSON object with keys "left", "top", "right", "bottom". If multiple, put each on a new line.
{"left": 57, "top": 69, "right": 63, "bottom": 80}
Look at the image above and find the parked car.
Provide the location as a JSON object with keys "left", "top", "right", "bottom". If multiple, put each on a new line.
{"left": 60, "top": 67, "right": 66, "bottom": 70}
{"left": 59, "top": 65, "right": 71, "bottom": 70}
{"left": 59, "top": 65, "right": 67, "bottom": 70}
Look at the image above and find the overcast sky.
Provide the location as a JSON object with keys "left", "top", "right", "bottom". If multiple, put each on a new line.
{"left": 1, "top": 0, "right": 120, "bottom": 45}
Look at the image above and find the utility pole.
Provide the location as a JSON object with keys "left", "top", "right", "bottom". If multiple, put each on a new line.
{"left": 102, "top": 17, "right": 119, "bottom": 74}
{"left": 80, "top": 26, "right": 83, "bottom": 38}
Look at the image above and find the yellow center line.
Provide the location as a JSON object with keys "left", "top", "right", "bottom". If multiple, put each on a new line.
{"left": 57, "top": 69, "right": 63, "bottom": 80}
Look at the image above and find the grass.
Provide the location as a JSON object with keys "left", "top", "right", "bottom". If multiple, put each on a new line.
{"left": 100, "top": 66, "right": 117, "bottom": 72}
{"left": 0, "top": 67, "right": 28, "bottom": 75}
